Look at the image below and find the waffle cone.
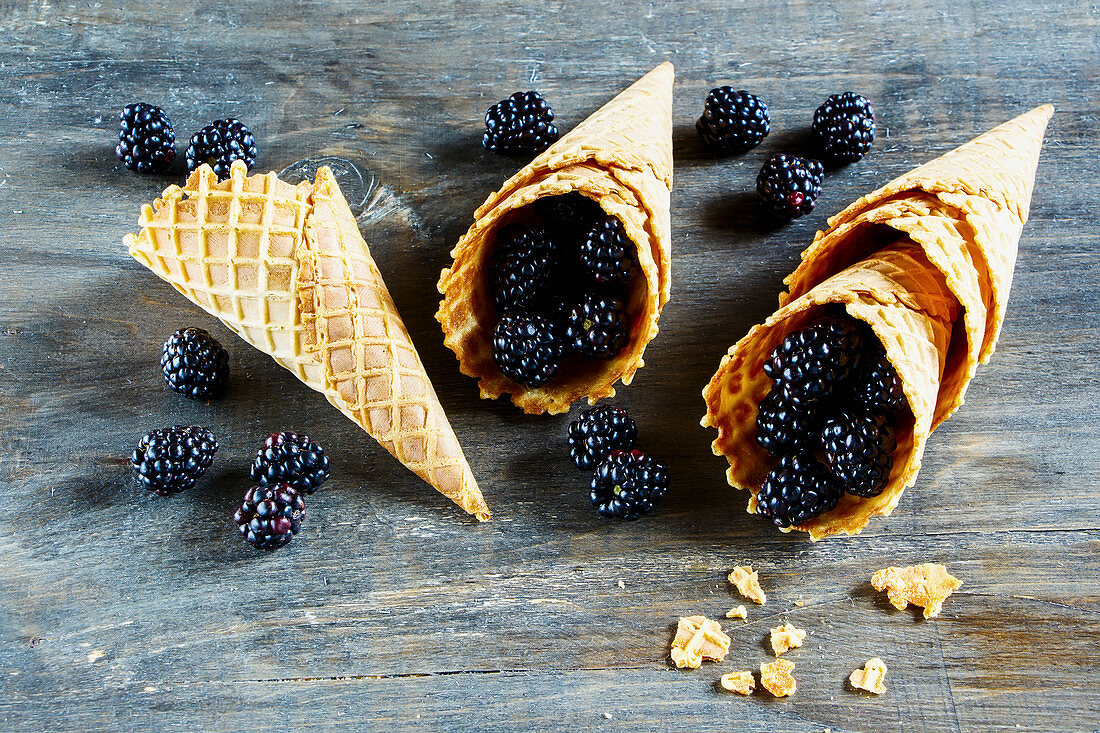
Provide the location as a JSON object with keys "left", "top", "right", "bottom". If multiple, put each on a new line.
{"left": 437, "top": 62, "right": 674, "bottom": 414}
{"left": 125, "top": 161, "right": 490, "bottom": 521}
{"left": 702, "top": 108, "right": 1052, "bottom": 539}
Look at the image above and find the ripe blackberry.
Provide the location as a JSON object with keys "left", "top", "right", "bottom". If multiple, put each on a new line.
{"left": 492, "top": 311, "right": 564, "bottom": 387}
{"left": 564, "top": 294, "right": 628, "bottom": 360}
{"left": 535, "top": 193, "right": 604, "bottom": 238}
{"left": 850, "top": 345, "right": 906, "bottom": 413}
{"left": 185, "top": 118, "right": 257, "bottom": 180}
{"left": 250, "top": 431, "right": 331, "bottom": 495}
{"left": 754, "top": 384, "right": 821, "bottom": 456}
{"left": 233, "top": 484, "right": 305, "bottom": 551}
{"left": 482, "top": 91, "right": 559, "bottom": 156}
{"left": 696, "top": 87, "right": 770, "bottom": 154}
{"left": 755, "top": 451, "right": 841, "bottom": 528}
{"left": 812, "top": 92, "right": 876, "bottom": 164}
{"left": 578, "top": 214, "right": 636, "bottom": 286}
{"left": 763, "top": 317, "right": 863, "bottom": 407}
{"left": 756, "top": 153, "right": 824, "bottom": 219}
{"left": 590, "top": 449, "right": 670, "bottom": 520}
{"left": 567, "top": 404, "right": 637, "bottom": 471}
{"left": 131, "top": 426, "right": 218, "bottom": 496}
{"left": 161, "top": 327, "right": 229, "bottom": 400}
{"left": 820, "top": 412, "right": 896, "bottom": 498}
{"left": 116, "top": 103, "right": 176, "bottom": 173}
{"left": 488, "top": 224, "right": 559, "bottom": 310}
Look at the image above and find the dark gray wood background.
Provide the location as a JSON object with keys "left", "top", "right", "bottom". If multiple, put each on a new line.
{"left": 1, "top": 1, "right": 1097, "bottom": 731}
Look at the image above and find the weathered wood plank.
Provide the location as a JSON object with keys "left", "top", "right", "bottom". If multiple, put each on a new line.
{"left": 0, "top": 0, "right": 1098, "bottom": 730}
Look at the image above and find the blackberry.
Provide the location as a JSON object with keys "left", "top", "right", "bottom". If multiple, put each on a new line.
{"left": 812, "top": 92, "right": 876, "bottom": 164}
{"left": 820, "top": 412, "right": 896, "bottom": 498}
{"left": 250, "top": 431, "right": 331, "bottom": 495}
{"left": 578, "top": 214, "right": 636, "bottom": 286}
{"left": 755, "top": 451, "right": 841, "bottom": 528}
{"left": 567, "top": 404, "right": 637, "bottom": 471}
{"left": 131, "top": 426, "right": 218, "bottom": 496}
{"left": 161, "top": 327, "right": 229, "bottom": 400}
{"left": 116, "top": 103, "right": 176, "bottom": 173}
{"left": 696, "top": 87, "right": 770, "bottom": 154}
{"left": 564, "top": 294, "right": 628, "bottom": 360}
{"left": 488, "top": 224, "right": 559, "bottom": 310}
{"left": 590, "top": 449, "right": 670, "bottom": 520}
{"left": 185, "top": 118, "right": 257, "bottom": 180}
{"left": 763, "top": 317, "right": 863, "bottom": 407}
{"left": 850, "top": 345, "right": 906, "bottom": 413}
{"left": 233, "top": 484, "right": 305, "bottom": 551}
{"left": 754, "top": 384, "right": 821, "bottom": 456}
{"left": 492, "top": 311, "right": 564, "bottom": 387}
{"left": 756, "top": 153, "right": 824, "bottom": 219}
{"left": 482, "top": 91, "right": 559, "bottom": 156}
{"left": 535, "top": 193, "right": 604, "bottom": 238}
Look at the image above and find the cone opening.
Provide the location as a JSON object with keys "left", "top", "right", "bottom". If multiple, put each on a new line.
{"left": 479, "top": 194, "right": 653, "bottom": 395}
{"left": 438, "top": 165, "right": 663, "bottom": 415}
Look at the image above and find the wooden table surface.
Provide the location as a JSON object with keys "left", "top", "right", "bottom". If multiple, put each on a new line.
{"left": 2, "top": 1, "right": 1097, "bottom": 731}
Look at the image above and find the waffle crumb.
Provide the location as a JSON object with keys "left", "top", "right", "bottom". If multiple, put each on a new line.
{"left": 760, "top": 658, "right": 797, "bottom": 697}
{"left": 669, "top": 615, "right": 731, "bottom": 669}
{"left": 720, "top": 670, "right": 756, "bottom": 695}
{"left": 769, "top": 623, "right": 807, "bottom": 656}
{"left": 794, "top": 599, "right": 804, "bottom": 607}
{"left": 871, "top": 563, "right": 961, "bottom": 618}
{"left": 849, "top": 657, "right": 888, "bottom": 694}
{"left": 725, "top": 605, "right": 748, "bottom": 620}
{"left": 728, "top": 565, "right": 767, "bottom": 605}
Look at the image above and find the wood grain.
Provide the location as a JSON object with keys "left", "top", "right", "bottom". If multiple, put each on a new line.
{"left": 1, "top": 0, "right": 1098, "bottom": 731}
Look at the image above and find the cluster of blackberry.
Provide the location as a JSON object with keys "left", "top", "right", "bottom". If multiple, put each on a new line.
{"left": 489, "top": 193, "right": 636, "bottom": 388}
{"left": 567, "top": 405, "right": 670, "bottom": 520}
{"left": 695, "top": 88, "right": 875, "bottom": 220}
{"left": 753, "top": 314, "right": 905, "bottom": 528}
{"left": 116, "top": 102, "right": 257, "bottom": 180}
{"left": 132, "top": 327, "right": 330, "bottom": 551}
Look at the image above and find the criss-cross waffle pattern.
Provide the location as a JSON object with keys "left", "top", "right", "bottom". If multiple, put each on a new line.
{"left": 127, "top": 162, "right": 320, "bottom": 384}
{"left": 126, "top": 161, "right": 489, "bottom": 520}
{"left": 301, "top": 169, "right": 488, "bottom": 519}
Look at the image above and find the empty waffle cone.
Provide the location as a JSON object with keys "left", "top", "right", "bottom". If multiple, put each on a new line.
{"left": 437, "top": 62, "right": 674, "bottom": 415}
{"left": 702, "top": 108, "right": 1052, "bottom": 539}
{"left": 125, "top": 160, "right": 490, "bottom": 521}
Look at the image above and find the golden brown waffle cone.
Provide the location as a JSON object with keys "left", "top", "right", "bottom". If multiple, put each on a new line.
{"left": 437, "top": 62, "right": 674, "bottom": 415}
{"left": 125, "top": 161, "right": 490, "bottom": 521}
{"left": 703, "top": 108, "right": 1052, "bottom": 539}
{"left": 702, "top": 241, "right": 959, "bottom": 540}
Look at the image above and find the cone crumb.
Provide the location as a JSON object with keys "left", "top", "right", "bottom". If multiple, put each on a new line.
{"left": 760, "top": 658, "right": 797, "bottom": 697}
{"left": 669, "top": 616, "right": 731, "bottom": 669}
{"left": 769, "top": 623, "right": 807, "bottom": 656}
{"left": 849, "top": 658, "right": 888, "bottom": 694}
{"left": 728, "top": 565, "right": 766, "bottom": 604}
{"left": 871, "top": 563, "right": 961, "bottom": 618}
{"left": 720, "top": 670, "right": 756, "bottom": 695}
{"left": 725, "top": 605, "right": 748, "bottom": 620}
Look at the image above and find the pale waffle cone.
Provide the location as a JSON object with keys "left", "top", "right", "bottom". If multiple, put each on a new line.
{"left": 125, "top": 161, "right": 490, "bottom": 521}
{"left": 702, "top": 241, "right": 959, "bottom": 540}
{"left": 437, "top": 62, "right": 674, "bottom": 415}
